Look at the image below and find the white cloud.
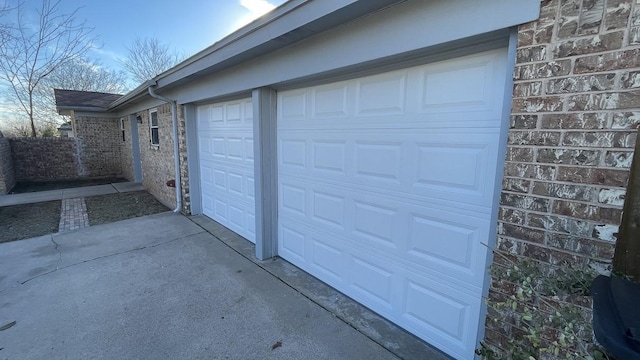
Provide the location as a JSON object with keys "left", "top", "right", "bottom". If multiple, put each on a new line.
{"left": 232, "top": 0, "right": 277, "bottom": 32}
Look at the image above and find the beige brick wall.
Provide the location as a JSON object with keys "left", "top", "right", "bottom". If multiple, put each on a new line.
{"left": 487, "top": 0, "right": 638, "bottom": 350}
{"left": 75, "top": 116, "right": 123, "bottom": 177}
{"left": 0, "top": 136, "right": 15, "bottom": 193}
{"left": 10, "top": 138, "right": 80, "bottom": 181}
{"left": 135, "top": 104, "right": 178, "bottom": 208}
{"left": 178, "top": 105, "right": 191, "bottom": 215}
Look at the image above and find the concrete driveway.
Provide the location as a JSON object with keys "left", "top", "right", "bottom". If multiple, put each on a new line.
{"left": 0, "top": 212, "right": 448, "bottom": 360}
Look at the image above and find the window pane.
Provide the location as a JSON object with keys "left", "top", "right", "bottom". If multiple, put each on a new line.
{"left": 152, "top": 128, "right": 159, "bottom": 145}
{"left": 151, "top": 112, "right": 158, "bottom": 126}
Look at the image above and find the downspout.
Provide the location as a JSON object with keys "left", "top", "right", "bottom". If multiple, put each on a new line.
{"left": 147, "top": 83, "right": 182, "bottom": 213}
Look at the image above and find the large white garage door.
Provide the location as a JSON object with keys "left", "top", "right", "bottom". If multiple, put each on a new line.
{"left": 277, "top": 49, "right": 507, "bottom": 359}
{"left": 198, "top": 98, "right": 255, "bottom": 243}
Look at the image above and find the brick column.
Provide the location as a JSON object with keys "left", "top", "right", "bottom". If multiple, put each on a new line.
{"left": 487, "top": 0, "right": 640, "bottom": 349}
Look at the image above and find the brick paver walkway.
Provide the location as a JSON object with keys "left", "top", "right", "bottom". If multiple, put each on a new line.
{"left": 59, "top": 197, "right": 89, "bottom": 232}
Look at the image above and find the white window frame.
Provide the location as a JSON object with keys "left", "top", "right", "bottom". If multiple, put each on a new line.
{"left": 120, "top": 118, "right": 126, "bottom": 142}
{"left": 149, "top": 109, "right": 159, "bottom": 146}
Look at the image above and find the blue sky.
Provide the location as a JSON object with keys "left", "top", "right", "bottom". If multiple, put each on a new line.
{"left": 0, "top": 0, "right": 287, "bottom": 124}
{"left": 4, "top": 0, "right": 288, "bottom": 78}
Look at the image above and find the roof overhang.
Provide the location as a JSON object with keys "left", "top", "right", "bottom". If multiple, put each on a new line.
{"left": 107, "top": 0, "right": 405, "bottom": 112}
{"left": 57, "top": 106, "right": 110, "bottom": 116}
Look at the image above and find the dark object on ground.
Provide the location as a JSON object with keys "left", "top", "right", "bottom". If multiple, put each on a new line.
{"left": 0, "top": 201, "right": 61, "bottom": 242}
{"left": 166, "top": 179, "right": 175, "bottom": 188}
{"left": 85, "top": 191, "right": 169, "bottom": 226}
{"left": 591, "top": 275, "right": 640, "bottom": 360}
{"left": 10, "top": 177, "right": 127, "bottom": 194}
{"left": 0, "top": 321, "right": 16, "bottom": 331}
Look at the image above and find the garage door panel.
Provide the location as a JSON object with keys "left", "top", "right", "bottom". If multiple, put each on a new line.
{"left": 278, "top": 52, "right": 506, "bottom": 132}
{"left": 198, "top": 98, "right": 255, "bottom": 243}
{"left": 278, "top": 49, "right": 507, "bottom": 359}
{"left": 419, "top": 55, "right": 500, "bottom": 114}
{"left": 310, "top": 237, "right": 345, "bottom": 283}
{"left": 401, "top": 274, "right": 479, "bottom": 358}
{"left": 312, "top": 140, "right": 347, "bottom": 173}
{"left": 279, "top": 224, "right": 307, "bottom": 262}
{"left": 279, "top": 185, "right": 489, "bottom": 289}
{"left": 204, "top": 190, "right": 255, "bottom": 241}
{"left": 355, "top": 71, "right": 407, "bottom": 116}
{"left": 312, "top": 190, "right": 346, "bottom": 230}
{"left": 349, "top": 254, "right": 395, "bottom": 310}
{"left": 353, "top": 200, "right": 400, "bottom": 250}
{"left": 312, "top": 83, "right": 349, "bottom": 118}
{"left": 279, "top": 131, "right": 499, "bottom": 209}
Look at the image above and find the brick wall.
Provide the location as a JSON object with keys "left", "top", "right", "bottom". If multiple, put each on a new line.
{"left": 178, "top": 105, "right": 191, "bottom": 214}
{"left": 487, "top": 0, "right": 639, "bottom": 352}
{"left": 75, "top": 116, "right": 123, "bottom": 177}
{"left": 136, "top": 104, "right": 177, "bottom": 208}
{"left": 7, "top": 117, "right": 123, "bottom": 182}
{"left": 10, "top": 138, "right": 80, "bottom": 181}
{"left": 0, "top": 136, "right": 16, "bottom": 193}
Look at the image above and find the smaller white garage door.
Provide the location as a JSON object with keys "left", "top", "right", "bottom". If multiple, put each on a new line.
{"left": 197, "top": 98, "right": 256, "bottom": 242}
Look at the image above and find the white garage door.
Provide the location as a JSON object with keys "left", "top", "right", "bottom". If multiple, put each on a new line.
{"left": 198, "top": 98, "right": 255, "bottom": 243}
{"left": 277, "top": 49, "right": 507, "bottom": 359}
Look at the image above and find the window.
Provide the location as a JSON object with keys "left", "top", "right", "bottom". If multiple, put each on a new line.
{"left": 120, "top": 118, "right": 126, "bottom": 141}
{"left": 149, "top": 109, "right": 159, "bottom": 145}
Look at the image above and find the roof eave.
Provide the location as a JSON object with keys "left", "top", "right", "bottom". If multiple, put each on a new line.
{"left": 107, "top": 0, "right": 405, "bottom": 111}
{"left": 56, "top": 106, "right": 109, "bottom": 115}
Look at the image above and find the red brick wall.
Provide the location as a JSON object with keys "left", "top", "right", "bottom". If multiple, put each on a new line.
{"left": 487, "top": 0, "right": 638, "bottom": 349}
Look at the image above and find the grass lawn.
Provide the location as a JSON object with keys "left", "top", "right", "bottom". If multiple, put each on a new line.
{"left": 85, "top": 191, "right": 169, "bottom": 226}
{"left": 0, "top": 191, "right": 169, "bottom": 243}
{"left": 0, "top": 201, "right": 61, "bottom": 243}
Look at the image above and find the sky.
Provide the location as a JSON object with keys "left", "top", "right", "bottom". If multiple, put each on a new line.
{"left": 0, "top": 0, "right": 287, "bottom": 126}
{"left": 19, "top": 0, "right": 287, "bottom": 71}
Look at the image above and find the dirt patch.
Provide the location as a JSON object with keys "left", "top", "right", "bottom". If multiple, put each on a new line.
{"left": 10, "top": 177, "right": 127, "bottom": 194}
{"left": 85, "top": 191, "right": 170, "bottom": 226}
{"left": 0, "top": 201, "right": 61, "bottom": 243}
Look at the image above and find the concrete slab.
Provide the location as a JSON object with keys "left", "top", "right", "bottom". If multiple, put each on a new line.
{"left": 0, "top": 181, "right": 143, "bottom": 207}
{"left": 62, "top": 184, "right": 117, "bottom": 198}
{"left": 112, "top": 182, "right": 145, "bottom": 193}
{"left": 0, "top": 213, "right": 400, "bottom": 360}
{"left": 190, "top": 215, "right": 452, "bottom": 360}
{"left": 0, "top": 189, "right": 64, "bottom": 206}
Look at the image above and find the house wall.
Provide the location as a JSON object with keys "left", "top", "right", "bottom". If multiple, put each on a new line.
{"left": 178, "top": 105, "right": 191, "bottom": 214}
{"left": 10, "top": 138, "right": 80, "bottom": 181}
{"left": 74, "top": 116, "right": 123, "bottom": 177}
{"left": 0, "top": 135, "right": 16, "bottom": 193}
{"left": 120, "top": 117, "right": 135, "bottom": 181}
{"left": 134, "top": 104, "right": 178, "bottom": 208}
{"left": 487, "top": 0, "right": 638, "bottom": 349}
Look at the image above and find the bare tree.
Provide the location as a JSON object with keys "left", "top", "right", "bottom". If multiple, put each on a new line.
{"left": 121, "top": 37, "right": 183, "bottom": 84}
{"left": 28, "top": 56, "right": 129, "bottom": 124}
{"left": 0, "top": 4, "right": 11, "bottom": 48}
{"left": 44, "top": 57, "right": 128, "bottom": 94}
{"left": 0, "top": 0, "right": 95, "bottom": 137}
